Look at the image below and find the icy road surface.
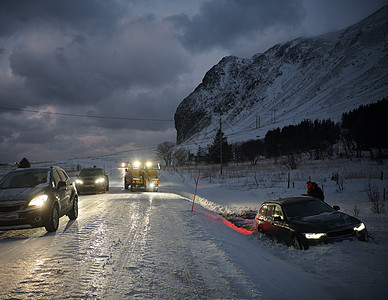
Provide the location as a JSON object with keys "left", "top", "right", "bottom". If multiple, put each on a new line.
{"left": 1, "top": 187, "right": 342, "bottom": 299}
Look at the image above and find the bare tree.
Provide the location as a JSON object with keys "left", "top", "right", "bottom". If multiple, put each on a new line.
{"left": 173, "top": 148, "right": 189, "bottom": 166}
{"left": 156, "top": 142, "right": 175, "bottom": 166}
{"left": 366, "top": 179, "right": 384, "bottom": 214}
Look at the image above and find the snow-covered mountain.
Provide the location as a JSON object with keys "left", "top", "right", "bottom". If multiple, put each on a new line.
{"left": 174, "top": 5, "right": 388, "bottom": 146}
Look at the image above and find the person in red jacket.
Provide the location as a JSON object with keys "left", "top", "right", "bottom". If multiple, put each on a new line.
{"left": 306, "top": 181, "right": 325, "bottom": 201}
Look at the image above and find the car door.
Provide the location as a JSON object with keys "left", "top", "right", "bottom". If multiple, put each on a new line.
{"left": 57, "top": 168, "right": 72, "bottom": 212}
{"left": 52, "top": 169, "right": 70, "bottom": 213}
{"left": 258, "top": 204, "right": 276, "bottom": 234}
{"left": 272, "top": 204, "right": 290, "bottom": 241}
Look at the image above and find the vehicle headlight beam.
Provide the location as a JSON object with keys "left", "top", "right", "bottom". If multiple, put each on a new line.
{"left": 29, "top": 194, "right": 48, "bottom": 207}
{"left": 354, "top": 223, "right": 366, "bottom": 232}
{"left": 304, "top": 233, "right": 326, "bottom": 239}
{"left": 95, "top": 177, "right": 105, "bottom": 184}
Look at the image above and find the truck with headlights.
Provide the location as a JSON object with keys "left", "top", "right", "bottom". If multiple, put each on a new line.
{"left": 123, "top": 161, "right": 160, "bottom": 192}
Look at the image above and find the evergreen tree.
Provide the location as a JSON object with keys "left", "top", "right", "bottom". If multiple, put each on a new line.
{"left": 265, "top": 128, "right": 281, "bottom": 158}
{"left": 208, "top": 129, "right": 232, "bottom": 163}
{"left": 240, "top": 139, "right": 264, "bottom": 164}
{"left": 342, "top": 98, "right": 387, "bottom": 152}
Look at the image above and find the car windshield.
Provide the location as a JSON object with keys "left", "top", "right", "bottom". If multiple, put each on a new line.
{"left": 0, "top": 169, "right": 49, "bottom": 189}
{"left": 283, "top": 199, "right": 333, "bottom": 218}
{"left": 79, "top": 169, "right": 103, "bottom": 176}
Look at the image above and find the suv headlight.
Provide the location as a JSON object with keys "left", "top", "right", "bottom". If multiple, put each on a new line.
{"left": 29, "top": 194, "right": 48, "bottom": 207}
{"left": 75, "top": 179, "right": 83, "bottom": 184}
{"left": 354, "top": 223, "right": 366, "bottom": 232}
{"left": 304, "top": 233, "right": 326, "bottom": 239}
{"left": 95, "top": 177, "right": 105, "bottom": 184}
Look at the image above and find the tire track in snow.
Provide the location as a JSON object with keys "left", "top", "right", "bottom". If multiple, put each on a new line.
{"left": 1, "top": 189, "right": 263, "bottom": 299}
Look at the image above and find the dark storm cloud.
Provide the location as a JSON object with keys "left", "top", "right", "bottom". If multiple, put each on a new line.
{"left": 1, "top": 0, "right": 386, "bottom": 163}
{"left": 0, "top": 0, "right": 124, "bottom": 37}
{"left": 169, "top": 0, "right": 306, "bottom": 52}
{"left": 5, "top": 8, "right": 189, "bottom": 107}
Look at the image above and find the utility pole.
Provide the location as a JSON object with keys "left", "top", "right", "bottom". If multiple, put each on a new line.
{"left": 273, "top": 109, "right": 276, "bottom": 123}
{"left": 219, "top": 117, "right": 223, "bottom": 176}
{"left": 256, "top": 113, "right": 260, "bottom": 129}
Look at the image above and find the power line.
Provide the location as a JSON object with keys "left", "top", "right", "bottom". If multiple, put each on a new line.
{"left": 0, "top": 106, "right": 174, "bottom": 122}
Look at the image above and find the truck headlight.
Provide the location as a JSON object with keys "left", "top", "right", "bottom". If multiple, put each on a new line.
{"left": 29, "top": 194, "right": 48, "bottom": 207}
{"left": 304, "top": 233, "right": 326, "bottom": 239}
{"left": 354, "top": 223, "right": 366, "bottom": 232}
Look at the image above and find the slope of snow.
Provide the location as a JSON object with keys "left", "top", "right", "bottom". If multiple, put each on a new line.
{"left": 1, "top": 154, "right": 387, "bottom": 299}
{"left": 158, "top": 158, "right": 388, "bottom": 300}
{"left": 175, "top": 5, "right": 388, "bottom": 147}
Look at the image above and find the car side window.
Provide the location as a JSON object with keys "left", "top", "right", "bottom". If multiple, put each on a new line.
{"left": 52, "top": 170, "right": 61, "bottom": 188}
{"left": 267, "top": 205, "right": 275, "bottom": 218}
{"left": 260, "top": 205, "right": 274, "bottom": 218}
{"left": 58, "top": 169, "right": 68, "bottom": 182}
{"left": 273, "top": 204, "right": 284, "bottom": 220}
{"left": 259, "top": 205, "right": 267, "bottom": 216}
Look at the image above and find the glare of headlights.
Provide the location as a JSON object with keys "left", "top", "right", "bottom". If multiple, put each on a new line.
{"left": 121, "top": 163, "right": 126, "bottom": 168}
{"left": 149, "top": 183, "right": 155, "bottom": 188}
{"left": 304, "top": 233, "right": 326, "bottom": 239}
{"left": 354, "top": 223, "right": 366, "bottom": 231}
{"left": 133, "top": 161, "right": 141, "bottom": 168}
{"left": 76, "top": 179, "right": 83, "bottom": 184}
{"left": 29, "top": 194, "right": 48, "bottom": 207}
{"left": 146, "top": 161, "right": 152, "bottom": 168}
{"left": 95, "top": 177, "right": 105, "bottom": 184}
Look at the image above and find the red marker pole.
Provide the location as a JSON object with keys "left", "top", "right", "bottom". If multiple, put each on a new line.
{"left": 191, "top": 170, "right": 200, "bottom": 213}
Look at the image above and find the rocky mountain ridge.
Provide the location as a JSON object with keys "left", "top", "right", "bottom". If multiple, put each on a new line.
{"left": 174, "top": 5, "right": 388, "bottom": 146}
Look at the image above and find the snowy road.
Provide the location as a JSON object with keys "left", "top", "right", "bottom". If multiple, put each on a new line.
{"left": 1, "top": 186, "right": 343, "bottom": 299}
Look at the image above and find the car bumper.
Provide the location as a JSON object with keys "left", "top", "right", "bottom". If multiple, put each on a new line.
{"left": 76, "top": 183, "right": 106, "bottom": 194}
{"left": 301, "top": 228, "right": 368, "bottom": 246}
{"left": 0, "top": 207, "right": 47, "bottom": 228}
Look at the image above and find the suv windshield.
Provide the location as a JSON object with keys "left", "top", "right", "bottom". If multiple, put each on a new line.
{"left": 79, "top": 169, "right": 103, "bottom": 176}
{"left": 0, "top": 169, "right": 49, "bottom": 189}
{"left": 283, "top": 200, "right": 333, "bottom": 218}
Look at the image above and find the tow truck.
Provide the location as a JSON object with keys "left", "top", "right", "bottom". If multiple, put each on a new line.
{"left": 122, "top": 161, "right": 160, "bottom": 192}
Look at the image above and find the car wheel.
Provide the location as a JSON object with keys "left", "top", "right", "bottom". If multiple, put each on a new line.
{"left": 68, "top": 196, "right": 78, "bottom": 220}
{"left": 256, "top": 225, "right": 264, "bottom": 234}
{"left": 45, "top": 204, "right": 59, "bottom": 232}
{"left": 357, "top": 230, "right": 368, "bottom": 242}
{"left": 291, "top": 234, "right": 305, "bottom": 250}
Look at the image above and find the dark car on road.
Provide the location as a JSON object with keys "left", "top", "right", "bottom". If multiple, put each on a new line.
{"left": 75, "top": 167, "right": 109, "bottom": 194}
{"left": 0, "top": 166, "right": 78, "bottom": 232}
{"left": 255, "top": 196, "right": 367, "bottom": 250}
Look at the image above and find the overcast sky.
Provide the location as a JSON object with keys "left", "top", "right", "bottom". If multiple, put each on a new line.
{"left": 0, "top": 0, "right": 387, "bottom": 163}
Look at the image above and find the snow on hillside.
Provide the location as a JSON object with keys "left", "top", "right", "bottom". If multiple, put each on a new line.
{"left": 174, "top": 5, "right": 388, "bottom": 147}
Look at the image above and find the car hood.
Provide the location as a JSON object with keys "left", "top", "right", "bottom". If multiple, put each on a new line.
{"left": 78, "top": 175, "right": 103, "bottom": 180}
{"left": 289, "top": 211, "right": 360, "bottom": 232}
{"left": 0, "top": 186, "right": 47, "bottom": 204}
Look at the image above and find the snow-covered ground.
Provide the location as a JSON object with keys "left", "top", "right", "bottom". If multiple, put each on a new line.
{"left": 0, "top": 156, "right": 387, "bottom": 299}
{"left": 159, "top": 157, "right": 388, "bottom": 300}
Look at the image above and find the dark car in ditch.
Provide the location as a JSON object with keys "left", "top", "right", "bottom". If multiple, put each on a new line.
{"left": 0, "top": 166, "right": 78, "bottom": 232}
{"left": 75, "top": 167, "right": 109, "bottom": 194}
{"left": 255, "top": 196, "right": 367, "bottom": 250}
